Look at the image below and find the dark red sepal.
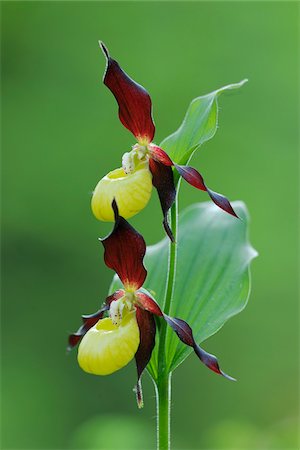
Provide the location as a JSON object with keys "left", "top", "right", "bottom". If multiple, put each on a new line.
{"left": 100, "top": 42, "right": 155, "bottom": 143}
{"left": 67, "top": 290, "right": 124, "bottom": 351}
{"left": 134, "top": 307, "right": 156, "bottom": 408}
{"left": 174, "top": 164, "right": 238, "bottom": 218}
{"left": 136, "top": 291, "right": 163, "bottom": 316}
{"left": 101, "top": 200, "right": 147, "bottom": 290}
{"left": 149, "top": 158, "right": 176, "bottom": 242}
{"left": 163, "top": 315, "right": 236, "bottom": 381}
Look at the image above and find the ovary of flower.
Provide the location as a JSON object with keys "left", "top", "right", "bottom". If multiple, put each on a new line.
{"left": 78, "top": 308, "right": 140, "bottom": 376}
{"left": 91, "top": 159, "right": 152, "bottom": 222}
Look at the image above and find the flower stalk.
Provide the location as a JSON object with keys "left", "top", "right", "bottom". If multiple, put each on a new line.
{"left": 156, "top": 196, "right": 178, "bottom": 450}
{"left": 156, "top": 372, "right": 172, "bottom": 450}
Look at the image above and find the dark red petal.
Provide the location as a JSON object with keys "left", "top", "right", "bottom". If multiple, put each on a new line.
{"left": 149, "top": 158, "right": 176, "bottom": 241}
{"left": 100, "top": 42, "right": 155, "bottom": 143}
{"left": 67, "top": 306, "right": 109, "bottom": 350}
{"left": 149, "top": 144, "right": 173, "bottom": 166}
{"left": 67, "top": 290, "right": 124, "bottom": 351}
{"left": 100, "top": 200, "right": 147, "bottom": 290}
{"left": 174, "top": 164, "right": 238, "bottom": 218}
{"left": 134, "top": 307, "right": 156, "bottom": 408}
{"left": 206, "top": 188, "right": 238, "bottom": 218}
{"left": 136, "top": 291, "right": 163, "bottom": 317}
{"left": 163, "top": 315, "right": 235, "bottom": 381}
{"left": 174, "top": 164, "right": 206, "bottom": 190}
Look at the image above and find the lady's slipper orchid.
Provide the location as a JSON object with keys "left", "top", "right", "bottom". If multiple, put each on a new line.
{"left": 68, "top": 200, "right": 235, "bottom": 407}
{"left": 92, "top": 42, "right": 238, "bottom": 241}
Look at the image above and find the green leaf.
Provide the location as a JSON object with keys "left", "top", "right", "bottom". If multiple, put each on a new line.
{"left": 159, "top": 80, "right": 248, "bottom": 165}
{"left": 110, "top": 201, "right": 257, "bottom": 379}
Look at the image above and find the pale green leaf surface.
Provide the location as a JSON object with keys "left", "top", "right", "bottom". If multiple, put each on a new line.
{"left": 159, "top": 80, "right": 248, "bottom": 165}
{"left": 110, "top": 201, "right": 256, "bottom": 379}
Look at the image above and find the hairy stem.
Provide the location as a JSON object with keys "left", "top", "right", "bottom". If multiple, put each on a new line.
{"left": 156, "top": 197, "right": 178, "bottom": 450}
{"left": 156, "top": 373, "right": 172, "bottom": 450}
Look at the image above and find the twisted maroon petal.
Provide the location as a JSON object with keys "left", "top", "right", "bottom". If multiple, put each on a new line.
{"left": 163, "top": 315, "right": 236, "bottom": 381}
{"left": 100, "top": 42, "right": 155, "bottom": 143}
{"left": 101, "top": 200, "right": 147, "bottom": 290}
{"left": 174, "top": 164, "right": 238, "bottom": 218}
{"left": 149, "top": 158, "right": 176, "bottom": 242}
{"left": 136, "top": 291, "right": 163, "bottom": 316}
{"left": 67, "top": 290, "right": 124, "bottom": 351}
{"left": 134, "top": 307, "right": 156, "bottom": 408}
{"left": 149, "top": 144, "right": 173, "bottom": 166}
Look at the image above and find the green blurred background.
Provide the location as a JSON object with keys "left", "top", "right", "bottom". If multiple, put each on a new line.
{"left": 1, "top": 1, "right": 299, "bottom": 449}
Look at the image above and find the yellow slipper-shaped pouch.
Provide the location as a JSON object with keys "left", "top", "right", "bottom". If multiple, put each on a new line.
{"left": 91, "top": 162, "right": 152, "bottom": 222}
{"left": 78, "top": 310, "right": 140, "bottom": 375}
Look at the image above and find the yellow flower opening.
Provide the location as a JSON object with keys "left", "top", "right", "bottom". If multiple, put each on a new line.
{"left": 91, "top": 160, "right": 152, "bottom": 222}
{"left": 77, "top": 310, "right": 140, "bottom": 376}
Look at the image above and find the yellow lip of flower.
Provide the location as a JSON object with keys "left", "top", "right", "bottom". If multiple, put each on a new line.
{"left": 91, "top": 161, "right": 153, "bottom": 222}
{"left": 77, "top": 310, "right": 140, "bottom": 376}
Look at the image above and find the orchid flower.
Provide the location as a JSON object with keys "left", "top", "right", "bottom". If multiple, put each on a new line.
{"left": 68, "top": 200, "right": 235, "bottom": 407}
{"left": 91, "top": 43, "right": 238, "bottom": 241}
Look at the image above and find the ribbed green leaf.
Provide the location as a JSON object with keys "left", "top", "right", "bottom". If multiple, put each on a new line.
{"left": 160, "top": 80, "right": 248, "bottom": 165}
{"left": 110, "top": 201, "right": 257, "bottom": 379}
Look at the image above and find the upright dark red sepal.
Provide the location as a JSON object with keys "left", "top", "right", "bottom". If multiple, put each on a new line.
{"left": 149, "top": 159, "right": 176, "bottom": 242}
{"left": 163, "top": 315, "right": 235, "bottom": 381}
{"left": 67, "top": 290, "right": 124, "bottom": 351}
{"left": 100, "top": 42, "right": 155, "bottom": 143}
{"left": 174, "top": 164, "right": 238, "bottom": 218}
{"left": 134, "top": 307, "right": 156, "bottom": 408}
{"left": 101, "top": 200, "right": 147, "bottom": 290}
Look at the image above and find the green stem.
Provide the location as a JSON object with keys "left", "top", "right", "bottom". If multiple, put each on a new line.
{"left": 163, "top": 200, "right": 178, "bottom": 314}
{"left": 156, "top": 196, "right": 178, "bottom": 450}
{"left": 156, "top": 373, "right": 172, "bottom": 450}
